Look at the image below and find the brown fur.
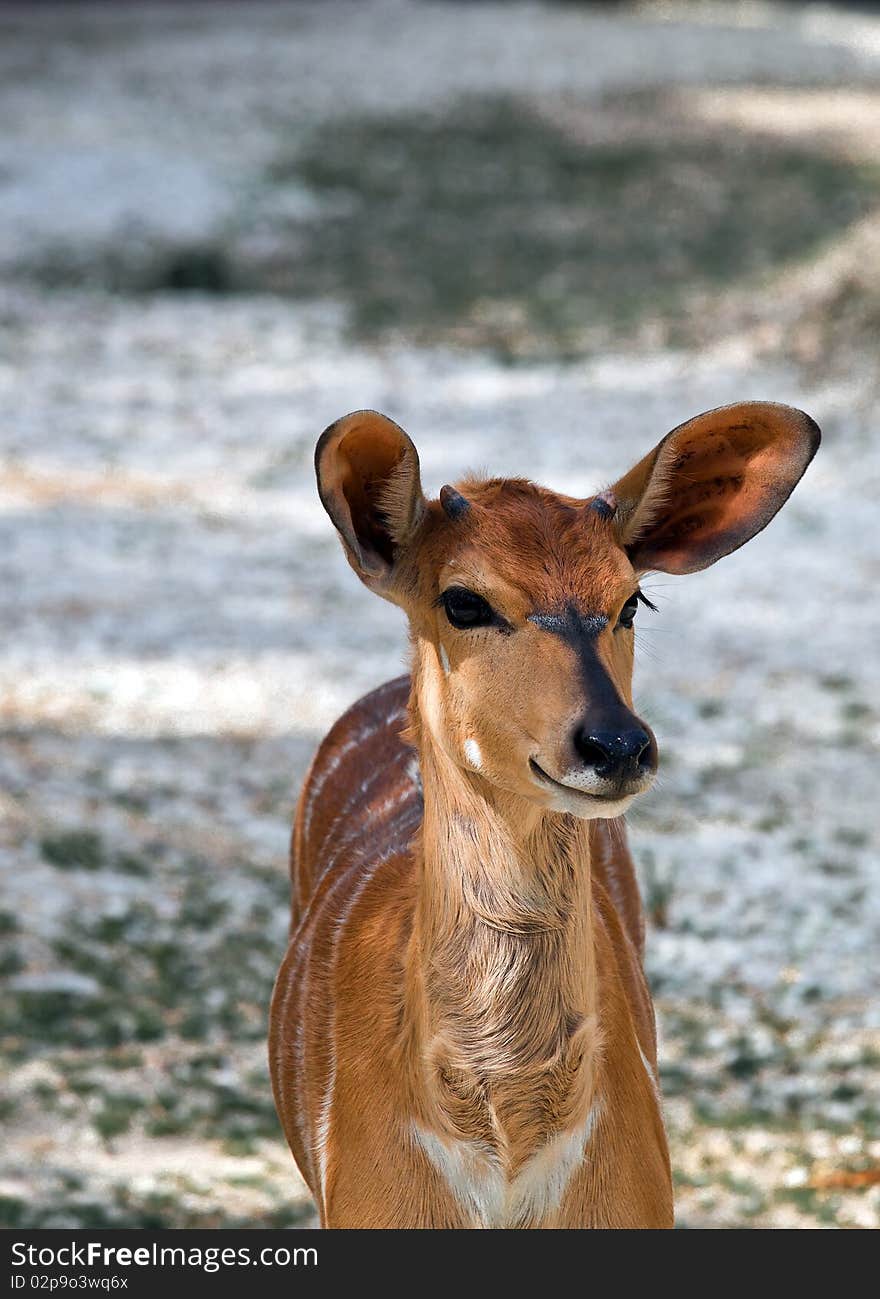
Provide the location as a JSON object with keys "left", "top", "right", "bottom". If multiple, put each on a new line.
{"left": 270, "top": 403, "right": 819, "bottom": 1228}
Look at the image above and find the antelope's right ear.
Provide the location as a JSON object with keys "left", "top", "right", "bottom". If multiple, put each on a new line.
{"left": 315, "top": 410, "right": 427, "bottom": 594}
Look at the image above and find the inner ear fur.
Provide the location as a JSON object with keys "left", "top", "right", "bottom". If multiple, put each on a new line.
{"left": 612, "top": 401, "right": 821, "bottom": 575}
{"left": 315, "top": 410, "right": 426, "bottom": 585}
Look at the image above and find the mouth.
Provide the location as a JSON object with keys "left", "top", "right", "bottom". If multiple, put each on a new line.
{"left": 525, "top": 753, "right": 634, "bottom": 800}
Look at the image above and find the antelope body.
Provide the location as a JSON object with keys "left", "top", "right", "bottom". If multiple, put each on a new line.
{"left": 270, "top": 403, "right": 819, "bottom": 1228}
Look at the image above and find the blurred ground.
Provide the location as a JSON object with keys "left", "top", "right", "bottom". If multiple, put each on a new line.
{"left": 1, "top": 0, "right": 879, "bottom": 1229}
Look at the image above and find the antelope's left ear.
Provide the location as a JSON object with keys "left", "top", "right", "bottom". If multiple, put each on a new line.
{"left": 611, "top": 402, "right": 820, "bottom": 575}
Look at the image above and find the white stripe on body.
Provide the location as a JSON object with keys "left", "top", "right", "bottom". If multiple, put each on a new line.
{"left": 311, "top": 855, "right": 389, "bottom": 1214}
{"left": 302, "top": 694, "right": 407, "bottom": 843}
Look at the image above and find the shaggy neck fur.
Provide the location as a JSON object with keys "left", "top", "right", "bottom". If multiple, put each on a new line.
{"left": 403, "top": 651, "right": 600, "bottom": 1180}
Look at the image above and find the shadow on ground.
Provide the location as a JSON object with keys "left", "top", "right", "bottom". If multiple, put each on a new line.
{"left": 17, "top": 92, "right": 880, "bottom": 361}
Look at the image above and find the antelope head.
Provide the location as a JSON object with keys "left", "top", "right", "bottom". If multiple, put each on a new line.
{"left": 315, "top": 403, "right": 819, "bottom": 819}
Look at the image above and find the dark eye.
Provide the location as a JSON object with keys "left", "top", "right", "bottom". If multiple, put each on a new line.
{"left": 617, "top": 593, "right": 639, "bottom": 629}
{"left": 440, "top": 587, "right": 494, "bottom": 629}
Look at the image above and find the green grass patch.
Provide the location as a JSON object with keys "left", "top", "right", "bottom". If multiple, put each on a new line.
{"left": 40, "top": 829, "right": 104, "bottom": 872}
{"left": 0, "top": 911, "right": 20, "bottom": 936}
{"left": 93, "top": 1092, "right": 143, "bottom": 1142}
{"left": 39, "top": 828, "right": 156, "bottom": 877}
{"left": 3, "top": 858, "right": 289, "bottom": 1051}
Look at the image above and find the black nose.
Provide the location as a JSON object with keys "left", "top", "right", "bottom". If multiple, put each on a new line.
{"left": 573, "top": 725, "right": 653, "bottom": 778}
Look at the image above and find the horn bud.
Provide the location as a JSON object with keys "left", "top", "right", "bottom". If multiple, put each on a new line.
{"left": 439, "top": 485, "right": 470, "bottom": 520}
{"left": 590, "top": 489, "right": 618, "bottom": 520}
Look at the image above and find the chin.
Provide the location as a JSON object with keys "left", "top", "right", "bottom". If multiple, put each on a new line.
{"left": 547, "top": 789, "right": 638, "bottom": 820}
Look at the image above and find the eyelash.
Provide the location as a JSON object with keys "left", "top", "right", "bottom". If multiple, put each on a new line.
{"left": 617, "top": 589, "right": 657, "bottom": 630}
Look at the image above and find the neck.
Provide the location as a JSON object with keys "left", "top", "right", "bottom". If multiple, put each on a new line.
{"left": 404, "top": 664, "right": 600, "bottom": 1164}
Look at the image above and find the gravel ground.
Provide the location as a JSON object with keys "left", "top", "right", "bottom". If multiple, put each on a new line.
{"left": 1, "top": 1, "right": 879, "bottom": 1229}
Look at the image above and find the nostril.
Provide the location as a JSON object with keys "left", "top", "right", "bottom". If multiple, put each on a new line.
{"left": 635, "top": 732, "right": 653, "bottom": 768}
{"left": 573, "top": 733, "right": 610, "bottom": 770}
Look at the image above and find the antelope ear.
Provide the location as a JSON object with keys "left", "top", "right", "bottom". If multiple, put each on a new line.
{"left": 315, "top": 410, "right": 427, "bottom": 592}
{"left": 611, "top": 401, "right": 820, "bottom": 575}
